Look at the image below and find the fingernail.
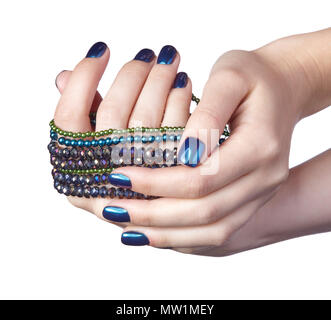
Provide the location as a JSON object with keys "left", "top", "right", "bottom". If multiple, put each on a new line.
{"left": 134, "top": 48, "right": 155, "bottom": 62}
{"left": 178, "top": 137, "right": 205, "bottom": 167}
{"left": 157, "top": 45, "right": 177, "bottom": 65}
{"left": 173, "top": 72, "right": 188, "bottom": 88}
{"left": 121, "top": 231, "right": 149, "bottom": 246}
{"left": 109, "top": 173, "right": 132, "bottom": 188}
{"left": 55, "top": 70, "right": 67, "bottom": 89}
{"left": 103, "top": 206, "right": 130, "bottom": 222}
{"left": 86, "top": 41, "right": 107, "bottom": 58}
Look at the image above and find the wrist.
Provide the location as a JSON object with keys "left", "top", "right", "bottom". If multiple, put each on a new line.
{"left": 255, "top": 29, "right": 331, "bottom": 121}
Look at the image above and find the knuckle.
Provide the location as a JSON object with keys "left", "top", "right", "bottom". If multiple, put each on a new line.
{"left": 186, "top": 174, "right": 207, "bottom": 198}
{"left": 152, "top": 232, "right": 169, "bottom": 248}
{"left": 149, "top": 66, "right": 174, "bottom": 82}
{"left": 134, "top": 201, "right": 154, "bottom": 226}
{"left": 210, "top": 226, "right": 232, "bottom": 247}
{"left": 198, "top": 204, "right": 218, "bottom": 225}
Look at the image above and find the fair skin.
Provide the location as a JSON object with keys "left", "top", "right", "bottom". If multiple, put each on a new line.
{"left": 54, "top": 28, "right": 331, "bottom": 256}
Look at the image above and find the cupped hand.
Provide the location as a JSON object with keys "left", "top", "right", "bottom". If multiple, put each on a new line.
{"left": 106, "top": 46, "right": 309, "bottom": 252}
{"left": 53, "top": 42, "right": 192, "bottom": 229}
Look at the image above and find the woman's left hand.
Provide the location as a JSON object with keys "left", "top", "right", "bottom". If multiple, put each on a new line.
{"left": 106, "top": 39, "right": 321, "bottom": 253}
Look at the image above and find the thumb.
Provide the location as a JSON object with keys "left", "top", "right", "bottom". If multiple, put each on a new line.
{"left": 178, "top": 70, "right": 249, "bottom": 167}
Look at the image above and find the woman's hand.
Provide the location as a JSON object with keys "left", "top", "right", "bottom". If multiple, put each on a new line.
{"left": 54, "top": 42, "right": 192, "bottom": 229}
{"left": 103, "top": 30, "right": 331, "bottom": 252}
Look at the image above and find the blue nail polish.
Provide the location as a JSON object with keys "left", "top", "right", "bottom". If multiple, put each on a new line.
{"left": 86, "top": 41, "right": 107, "bottom": 58}
{"left": 134, "top": 48, "right": 155, "bottom": 62}
{"left": 109, "top": 173, "right": 132, "bottom": 188}
{"left": 173, "top": 72, "right": 188, "bottom": 88}
{"left": 103, "top": 206, "right": 130, "bottom": 222}
{"left": 178, "top": 137, "right": 205, "bottom": 167}
{"left": 121, "top": 231, "right": 149, "bottom": 246}
{"left": 157, "top": 45, "right": 177, "bottom": 65}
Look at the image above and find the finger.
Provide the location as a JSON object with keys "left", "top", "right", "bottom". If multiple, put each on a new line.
{"left": 54, "top": 41, "right": 109, "bottom": 132}
{"left": 98, "top": 168, "right": 276, "bottom": 227}
{"left": 128, "top": 45, "right": 180, "bottom": 127}
{"left": 161, "top": 72, "right": 192, "bottom": 126}
{"left": 96, "top": 48, "right": 155, "bottom": 130}
{"left": 55, "top": 70, "right": 103, "bottom": 113}
{"left": 120, "top": 200, "right": 259, "bottom": 247}
{"left": 177, "top": 67, "right": 250, "bottom": 167}
{"left": 109, "top": 127, "right": 258, "bottom": 198}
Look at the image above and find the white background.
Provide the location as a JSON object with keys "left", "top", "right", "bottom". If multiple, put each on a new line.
{"left": 0, "top": 0, "right": 330, "bottom": 299}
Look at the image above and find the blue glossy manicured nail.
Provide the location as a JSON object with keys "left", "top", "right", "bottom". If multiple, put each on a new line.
{"left": 157, "top": 45, "right": 177, "bottom": 65}
{"left": 134, "top": 48, "right": 155, "bottom": 62}
{"left": 121, "top": 231, "right": 149, "bottom": 246}
{"left": 86, "top": 41, "right": 107, "bottom": 58}
{"left": 109, "top": 173, "right": 132, "bottom": 188}
{"left": 103, "top": 206, "right": 130, "bottom": 222}
{"left": 173, "top": 72, "right": 188, "bottom": 88}
{"left": 178, "top": 137, "right": 205, "bottom": 167}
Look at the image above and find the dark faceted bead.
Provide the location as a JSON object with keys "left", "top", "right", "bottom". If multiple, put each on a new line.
{"left": 78, "top": 175, "right": 86, "bottom": 185}
{"left": 53, "top": 181, "right": 60, "bottom": 191}
{"left": 101, "top": 173, "right": 108, "bottom": 183}
{"left": 126, "top": 189, "right": 133, "bottom": 199}
{"left": 102, "top": 147, "right": 111, "bottom": 159}
{"left": 51, "top": 168, "right": 57, "bottom": 177}
{"left": 60, "top": 160, "right": 67, "bottom": 169}
{"left": 76, "top": 187, "right": 84, "bottom": 198}
{"left": 100, "top": 159, "right": 107, "bottom": 168}
{"left": 68, "top": 160, "right": 76, "bottom": 170}
{"left": 48, "top": 142, "right": 56, "bottom": 152}
{"left": 95, "top": 147, "right": 103, "bottom": 159}
{"left": 91, "top": 187, "right": 99, "bottom": 198}
{"left": 99, "top": 186, "right": 108, "bottom": 198}
{"left": 72, "top": 174, "right": 79, "bottom": 185}
{"left": 77, "top": 160, "right": 84, "bottom": 169}
{"left": 70, "top": 148, "right": 78, "bottom": 159}
{"left": 69, "top": 186, "right": 76, "bottom": 196}
{"left": 84, "top": 160, "right": 92, "bottom": 169}
{"left": 63, "top": 185, "right": 70, "bottom": 196}
{"left": 116, "top": 188, "right": 124, "bottom": 199}
{"left": 64, "top": 173, "right": 72, "bottom": 183}
{"left": 124, "top": 189, "right": 130, "bottom": 198}
{"left": 85, "top": 175, "right": 94, "bottom": 185}
{"left": 109, "top": 187, "right": 116, "bottom": 198}
{"left": 94, "top": 175, "right": 101, "bottom": 184}
{"left": 50, "top": 156, "right": 57, "bottom": 166}
{"left": 86, "top": 149, "right": 94, "bottom": 159}
{"left": 93, "top": 159, "right": 100, "bottom": 168}
{"left": 83, "top": 187, "right": 91, "bottom": 198}
{"left": 56, "top": 184, "right": 64, "bottom": 194}
{"left": 62, "top": 148, "right": 71, "bottom": 158}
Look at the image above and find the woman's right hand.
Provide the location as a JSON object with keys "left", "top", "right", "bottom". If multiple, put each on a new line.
{"left": 53, "top": 42, "right": 192, "bottom": 227}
